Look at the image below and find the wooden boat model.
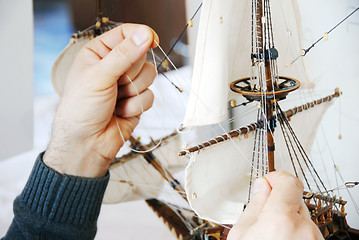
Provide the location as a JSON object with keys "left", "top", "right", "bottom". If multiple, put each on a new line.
{"left": 179, "top": 0, "right": 359, "bottom": 239}
{"left": 51, "top": 0, "right": 359, "bottom": 239}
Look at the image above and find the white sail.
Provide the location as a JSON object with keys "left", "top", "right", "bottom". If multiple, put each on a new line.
{"left": 185, "top": 99, "right": 333, "bottom": 224}
{"left": 183, "top": 0, "right": 311, "bottom": 127}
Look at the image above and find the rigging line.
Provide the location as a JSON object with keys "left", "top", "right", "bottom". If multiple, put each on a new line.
{"left": 229, "top": 100, "right": 254, "bottom": 109}
{"left": 248, "top": 126, "right": 261, "bottom": 202}
{"left": 282, "top": 123, "right": 312, "bottom": 192}
{"left": 283, "top": 117, "right": 326, "bottom": 193}
{"left": 157, "top": 2, "right": 203, "bottom": 71}
{"left": 278, "top": 114, "right": 299, "bottom": 178}
{"left": 261, "top": 129, "right": 265, "bottom": 176}
{"left": 162, "top": 203, "right": 195, "bottom": 231}
{"left": 256, "top": 114, "right": 262, "bottom": 180}
{"left": 111, "top": 179, "right": 165, "bottom": 191}
{"left": 151, "top": 48, "right": 158, "bottom": 75}
{"left": 318, "top": 124, "right": 359, "bottom": 215}
{"left": 291, "top": 6, "right": 359, "bottom": 65}
{"left": 321, "top": 184, "right": 350, "bottom": 193}
{"left": 106, "top": 0, "right": 121, "bottom": 18}
{"left": 115, "top": 71, "right": 163, "bottom": 154}
{"left": 251, "top": 0, "right": 254, "bottom": 60}
{"left": 159, "top": 70, "right": 184, "bottom": 93}
{"left": 95, "top": 0, "right": 98, "bottom": 20}
{"left": 276, "top": 104, "right": 312, "bottom": 190}
{"left": 298, "top": 91, "right": 334, "bottom": 191}
{"left": 152, "top": 53, "right": 184, "bottom": 93}
{"left": 277, "top": 104, "right": 327, "bottom": 194}
{"left": 267, "top": 0, "right": 274, "bottom": 48}
{"left": 315, "top": 115, "right": 342, "bottom": 198}
{"left": 314, "top": 134, "right": 333, "bottom": 191}
{"left": 110, "top": 162, "right": 163, "bottom": 201}
{"left": 166, "top": 203, "right": 198, "bottom": 231}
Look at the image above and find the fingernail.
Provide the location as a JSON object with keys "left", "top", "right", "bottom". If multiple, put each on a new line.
{"left": 132, "top": 27, "right": 150, "bottom": 46}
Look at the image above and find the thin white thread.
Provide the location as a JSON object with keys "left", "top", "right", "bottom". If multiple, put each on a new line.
{"left": 226, "top": 133, "right": 231, "bottom": 139}
{"left": 115, "top": 60, "right": 163, "bottom": 154}
{"left": 126, "top": 75, "right": 144, "bottom": 113}
{"left": 154, "top": 40, "right": 179, "bottom": 73}
{"left": 176, "top": 123, "right": 190, "bottom": 133}
{"left": 115, "top": 117, "right": 162, "bottom": 154}
{"left": 151, "top": 48, "right": 158, "bottom": 75}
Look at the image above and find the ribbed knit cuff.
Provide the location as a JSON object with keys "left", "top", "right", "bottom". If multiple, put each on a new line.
{"left": 18, "top": 152, "right": 110, "bottom": 227}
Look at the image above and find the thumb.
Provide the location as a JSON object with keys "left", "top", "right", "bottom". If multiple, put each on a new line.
{"left": 235, "top": 177, "right": 271, "bottom": 226}
{"left": 94, "top": 26, "right": 156, "bottom": 90}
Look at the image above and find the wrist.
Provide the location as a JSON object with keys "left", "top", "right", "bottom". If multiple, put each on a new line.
{"left": 44, "top": 135, "right": 111, "bottom": 178}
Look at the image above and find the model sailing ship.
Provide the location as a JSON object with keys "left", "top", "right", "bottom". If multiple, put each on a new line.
{"left": 51, "top": 0, "right": 359, "bottom": 239}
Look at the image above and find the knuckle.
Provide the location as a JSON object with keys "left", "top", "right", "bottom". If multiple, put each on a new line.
{"left": 288, "top": 175, "right": 304, "bottom": 191}
{"left": 278, "top": 171, "right": 304, "bottom": 191}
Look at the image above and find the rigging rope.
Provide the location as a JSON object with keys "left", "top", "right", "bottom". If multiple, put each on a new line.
{"left": 277, "top": 103, "right": 328, "bottom": 195}
{"left": 157, "top": 3, "right": 203, "bottom": 72}
{"left": 291, "top": 6, "right": 359, "bottom": 65}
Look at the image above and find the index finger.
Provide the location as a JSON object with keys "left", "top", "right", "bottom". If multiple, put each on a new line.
{"left": 89, "top": 25, "right": 158, "bottom": 90}
{"left": 263, "top": 171, "right": 304, "bottom": 213}
{"left": 84, "top": 23, "right": 159, "bottom": 60}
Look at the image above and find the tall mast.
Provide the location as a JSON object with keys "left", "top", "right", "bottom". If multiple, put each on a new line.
{"left": 97, "top": 0, "right": 102, "bottom": 21}
{"left": 257, "top": 0, "right": 275, "bottom": 171}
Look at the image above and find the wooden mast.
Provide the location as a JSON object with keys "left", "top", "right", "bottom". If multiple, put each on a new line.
{"left": 257, "top": 0, "right": 275, "bottom": 172}
{"left": 97, "top": 0, "right": 102, "bottom": 20}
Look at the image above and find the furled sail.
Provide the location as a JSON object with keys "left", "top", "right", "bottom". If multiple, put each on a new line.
{"left": 104, "top": 133, "right": 189, "bottom": 203}
{"left": 185, "top": 95, "right": 335, "bottom": 224}
{"left": 183, "top": 0, "right": 310, "bottom": 127}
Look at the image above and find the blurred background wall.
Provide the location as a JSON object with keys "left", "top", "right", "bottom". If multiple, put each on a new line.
{"left": 0, "top": 0, "right": 33, "bottom": 161}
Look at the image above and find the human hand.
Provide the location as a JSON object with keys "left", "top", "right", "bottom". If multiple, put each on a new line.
{"left": 228, "top": 171, "right": 324, "bottom": 240}
{"left": 44, "top": 24, "right": 159, "bottom": 178}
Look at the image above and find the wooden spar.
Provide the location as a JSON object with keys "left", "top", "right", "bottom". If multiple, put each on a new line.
{"left": 284, "top": 88, "right": 341, "bottom": 118}
{"left": 179, "top": 123, "right": 258, "bottom": 156}
{"left": 178, "top": 90, "right": 341, "bottom": 157}
{"left": 129, "top": 136, "right": 188, "bottom": 202}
